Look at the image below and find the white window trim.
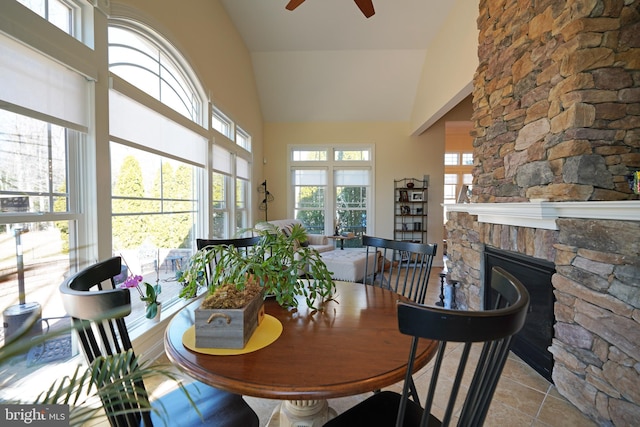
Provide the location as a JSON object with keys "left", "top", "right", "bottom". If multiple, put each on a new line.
{"left": 288, "top": 144, "right": 375, "bottom": 236}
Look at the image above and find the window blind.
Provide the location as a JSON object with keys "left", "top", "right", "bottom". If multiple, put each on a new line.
{"left": 109, "top": 89, "right": 207, "bottom": 167}
{"left": 0, "top": 33, "right": 89, "bottom": 131}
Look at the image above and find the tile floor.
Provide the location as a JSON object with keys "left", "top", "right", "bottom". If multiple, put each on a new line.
{"left": 147, "top": 267, "right": 597, "bottom": 427}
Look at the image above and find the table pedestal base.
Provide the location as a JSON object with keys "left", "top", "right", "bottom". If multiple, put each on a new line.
{"left": 268, "top": 399, "right": 337, "bottom": 427}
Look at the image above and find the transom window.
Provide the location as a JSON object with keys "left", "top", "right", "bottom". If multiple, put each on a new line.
{"left": 17, "top": 0, "right": 82, "bottom": 40}
{"left": 334, "top": 149, "right": 370, "bottom": 161}
{"left": 236, "top": 127, "right": 251, "bottom": 151}
{"left": 211, "top": 108, "right": 252, "bottom": 153}
{"left": 109, "top": 25, "right": 203, "bottom": 125}
{"left": 292, "top": 149, "right": 328, "bottom": 162}
{"left": 444, "top": 153, "right": 459, "bottom": 165}
{"left": 212, "top": 108, "right": 233, "bottom": 139}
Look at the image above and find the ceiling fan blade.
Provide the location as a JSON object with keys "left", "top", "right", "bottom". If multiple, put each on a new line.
{"left": 354, "top": 0, "right": 375, "bottom": 18}
{"left": 286, "top": 0, "right": 306, "bottom": 11}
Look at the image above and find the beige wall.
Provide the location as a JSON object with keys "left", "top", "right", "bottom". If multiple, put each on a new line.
{"left": 263, "top": 96, "right": 472, "bottom": 266}
{"left": 410, "top": 0, "right": 478, "bottom": 135}
{"left": 445, "top": 121, "right": 474, "bottom": 152}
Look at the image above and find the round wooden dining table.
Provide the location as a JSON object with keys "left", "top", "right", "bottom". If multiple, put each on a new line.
{"left": 164, "top": 281, "right": 437, "bottom": 426}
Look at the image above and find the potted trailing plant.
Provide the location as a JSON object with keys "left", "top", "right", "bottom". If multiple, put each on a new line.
{"left": 179, "top": 222, "right": 336, "bottom": 348}
{"left": 179, "top": 222, "right": 336, "bottom": 311}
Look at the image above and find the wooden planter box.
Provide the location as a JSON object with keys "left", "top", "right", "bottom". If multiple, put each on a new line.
{"left": 194, "top": 291, "right": 265, "bottom": 349}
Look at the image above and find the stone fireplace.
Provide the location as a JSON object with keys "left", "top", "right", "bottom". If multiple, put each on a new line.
{"left": 444, "top": 1, "right": 640, "bottom": 425}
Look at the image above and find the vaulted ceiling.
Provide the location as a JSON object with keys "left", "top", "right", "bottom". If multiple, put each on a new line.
{"left": 219, "top": 1, "right": 456, "bottom": 123}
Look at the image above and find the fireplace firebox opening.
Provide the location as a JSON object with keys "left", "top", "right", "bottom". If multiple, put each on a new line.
{"left": 483, "top": 246, "right": 556, "bottom": 382}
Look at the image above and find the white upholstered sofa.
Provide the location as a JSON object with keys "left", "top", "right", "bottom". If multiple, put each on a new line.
{"left": 259, "top": 219, "right": 335, "bottom": 253}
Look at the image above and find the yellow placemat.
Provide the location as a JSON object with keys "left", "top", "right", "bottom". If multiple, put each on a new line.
{"left": 182, "top": 314, "right": 282, "bottom": 355}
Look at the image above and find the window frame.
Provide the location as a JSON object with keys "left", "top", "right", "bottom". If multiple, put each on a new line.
{"left": 212, "top": 107, "right": 234, "bottom": 139}
{"left": 444, "top": 151, "right": 474, "bottom": 221}
{"left": 289, "top": 144, "right": 374, "bottom": 239}
{"left": 108, "top": 22, "right": 207, "bottom": 126}
{"left": 236, "top": 126, "right": 251, "bottom": 152}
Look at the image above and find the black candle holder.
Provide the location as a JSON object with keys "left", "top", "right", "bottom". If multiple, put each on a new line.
{"left": 436, "top": 273, "right": 445, "bottom": 307}
{"left": 450, "top": 280, "right": 459, "bottom": 309}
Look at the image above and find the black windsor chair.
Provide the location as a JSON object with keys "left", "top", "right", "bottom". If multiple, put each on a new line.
{"left": 59, "top": 256, "right": 259, "bottom": 427}
{"left": 324, "top": 266, "right": 530, "bottom": 427}
{"left": 361, "top": 235, "right": 437, "bottom": 305}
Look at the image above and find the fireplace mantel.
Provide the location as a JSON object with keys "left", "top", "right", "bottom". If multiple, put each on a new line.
{"left": 446, "top": 200, "right": 640, "bottom": 230}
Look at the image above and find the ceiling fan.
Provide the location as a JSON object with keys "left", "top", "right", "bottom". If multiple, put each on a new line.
{"left": 286, "top": 0, "right": 375, "bottom": 18}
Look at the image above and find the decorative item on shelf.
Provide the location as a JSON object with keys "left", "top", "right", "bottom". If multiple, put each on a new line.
{"left": 626, "top": 171, "right": 640, "bottom": 195}
{"left": 179, "top": 223, "right": 336, "bottom": 348}
{"left": 400, "top": 205, "right": 410, "bottom": 215}
{"left": 258, "top": 180, "right": 274, "bottom": 221}
{"left": 457, "top": 184, "right": 472, "bottom": 203}
{"left": 416, "top": 207, "right": 423, "bottom": 215}
{"left": 406, "top": 180, "right": 414, "bottom": 189}
{"left": 399, "top": 190, "right": 409, "bottom": 202}
{"left": 413, "top": 222, "right": 421, "bottom": 231}
{"left": 411, "top": 191, "right": 423, "bottom": 202}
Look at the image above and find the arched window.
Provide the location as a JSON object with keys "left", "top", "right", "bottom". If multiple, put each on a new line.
{"left": 107, "top": 20, "right": 208, "bottom": 322}
{"left": 109, "top": 23, "right": 205, "bottom": 125}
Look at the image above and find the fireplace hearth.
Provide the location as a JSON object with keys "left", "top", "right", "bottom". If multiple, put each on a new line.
{"left": 484, "top": 246, "right": 555, "bottom": 382}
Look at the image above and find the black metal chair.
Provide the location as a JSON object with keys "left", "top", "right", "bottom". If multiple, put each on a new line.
{"left": 324, "top": 266, "right": 530, "bottom": 427}
{"left": 59, "top": 256, "right": 259, "bottom": 427}
{"left": 361, "top": 235, "right": 437, "bottom": 305}
{"left": 196, "top": 236, "right": 261, "bottom": 287}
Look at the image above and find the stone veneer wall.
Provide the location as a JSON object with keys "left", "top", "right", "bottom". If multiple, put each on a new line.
{"left": 445, "top": 0, "right": 640, "bottom": 425}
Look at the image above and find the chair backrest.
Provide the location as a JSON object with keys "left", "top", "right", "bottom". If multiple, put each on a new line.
{"left": 59, "top": 256, "right": 150, "bottom": 427}
{"left": 362, "top": 235, "right": 437, "bottom": 304}
{"left": 196, "top": 237, "right": 261, "bottom": 287}
{"left": 395, "top": 266, "right": 530, "bottom": 427}
{"left": 196, "top": 236, "right": 261, "bottom": 251}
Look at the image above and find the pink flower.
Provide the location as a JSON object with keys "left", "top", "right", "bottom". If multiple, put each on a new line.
{"left": 122, "top": 275, "right": 143, "bottom": 288}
